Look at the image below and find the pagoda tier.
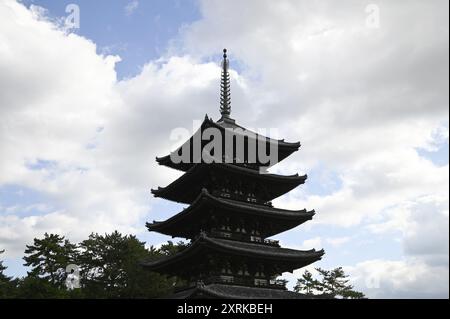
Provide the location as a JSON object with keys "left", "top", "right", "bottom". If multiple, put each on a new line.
{"left": 147, "top": 189, "right": 314, "bottom": 239}
{"left": 142, "top": 233, "right": 324, "bottom": 286}
{"left": 156, "top": 116, "right": 300, "bottom": 172}
{"left": 171, "top": 283, "right": 329, "bottom": 299}
{"left": 151, "top": 162, "right": 307, "bottom": 205}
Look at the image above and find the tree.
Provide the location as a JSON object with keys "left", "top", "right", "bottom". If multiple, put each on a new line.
{"left": 317, "top": 267, "right": 365, "bottom": 299}
{"left": 158, "top": 240, "right": 189, "bottom": 256}
{"left": 23, "top": 233, "right": 77, "bottom": 289}
{"left": 13, "top": 232, "right": 190, "bottom": 298}
{"left": 0, "top": 250, "right": 17, "bottom": 298}
{"left": 15, "top": 276, "right": 69, "bottom": 299}
{"left": 340, "top": 288, "right": 366, "bottom": 299}
{"left": 0, "top": 249, "right": 11, "bottom": 282}
{"left": 294, "top": 270, "right": 321, "bottom": 295}
{"left": 295, "top": 267, "right": 365, "bottom": 299}
{"left": 77, "top": 231, "right": 174, "bottom": 298}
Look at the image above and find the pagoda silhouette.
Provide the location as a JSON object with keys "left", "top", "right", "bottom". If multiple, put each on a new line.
{"left": 143, "top": 49, "right": 324, "bottom": 299}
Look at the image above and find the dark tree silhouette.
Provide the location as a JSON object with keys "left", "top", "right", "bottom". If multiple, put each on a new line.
{"left": 76, "top": 231, "right": 174, "bottom": 298}
{"left": 23, "top": 233, "right": 77, "bottom": 288}
{"left": 294, "top": 270, "right": 322, "bottom": 295}
{"left": 295, "top": 267, "right": 365, "bottom": 299}
{"left": 0, "top": 250, "right": 17, "bottom": 298}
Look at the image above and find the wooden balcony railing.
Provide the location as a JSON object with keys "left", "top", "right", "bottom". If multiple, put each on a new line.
{"left": 204, "top": 275, "right": 287, "bottom": 290}
{"left": 208, "top": 230, "right": 280, "bottom": 247}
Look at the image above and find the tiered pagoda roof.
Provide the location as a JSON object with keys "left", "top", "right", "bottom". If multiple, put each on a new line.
{"left": 171, "top": 283, "right": 331, "bottom": 299}
{"left": 151, "top": 162, "right": 306, "bottom": 204}
{"left": 156, "top": 116, "right": 301, "bottom": 171}
{"left": 147, "top": 189, "right": 315, "bottom": 238}
{"left": 142, "top": 233, "right": 324, "bottom": 275}
{"left": 144, "top": 49, "right": 324, "bottom": 299}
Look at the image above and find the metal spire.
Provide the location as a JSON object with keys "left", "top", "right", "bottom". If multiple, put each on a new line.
{"left": 220, "top": 48, "right": 231, "bottom": 119}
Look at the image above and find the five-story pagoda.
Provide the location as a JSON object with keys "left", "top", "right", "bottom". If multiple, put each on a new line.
{"left": 143, "top": 49, "right": 324, "bottom": 299}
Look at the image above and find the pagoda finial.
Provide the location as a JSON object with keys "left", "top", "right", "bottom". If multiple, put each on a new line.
{"left": 220, "top": 48, "right": 231, "bottom": 119}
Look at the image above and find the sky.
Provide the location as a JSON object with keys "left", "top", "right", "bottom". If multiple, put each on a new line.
{"left": 0, "top": 0, "right": 448, "bottom": 298}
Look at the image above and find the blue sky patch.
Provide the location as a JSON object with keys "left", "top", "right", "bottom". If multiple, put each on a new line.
{"left": 417, "top": 141, "right": 449, "bottom": 167}
{"left": 23, "top": 0, "right": 201, "bottom": 79}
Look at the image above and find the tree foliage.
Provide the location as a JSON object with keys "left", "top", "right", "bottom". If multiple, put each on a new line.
{"left": 294, "top": 267, "right": 365, "bottom": 299}
{"left": 0, "top": 249, "right": 16, "bottom": 298}
{"left": 294, "top": 270, "right": 322, "bottom": 295}
{"left": 1, "top": 232, "right": 185, "bottom": 298}
{"left": 158, "top": 240, "right": 189, "bottom": 256}
{"left": 76, "top": 231, "right": 174, "bottom": 298}
{"left": 23, "top": 233, "right": 77, "bottom": 288}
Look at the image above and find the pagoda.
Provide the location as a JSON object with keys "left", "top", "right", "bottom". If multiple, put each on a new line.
{"left": 143, "top": 49, "right": 324, "bottom": 299}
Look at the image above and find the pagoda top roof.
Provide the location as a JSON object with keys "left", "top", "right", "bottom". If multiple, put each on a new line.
{"left": 147, "top": 189, "right": 314, "bottom": 238}
{"left": 213, "top": 115, "right": 300, "bottom": 148}
{"left": 156, "top": 115, "right": 301, "bottom": 171}
{"left": 142, "top": 233, "right": 324, "bottom": 273}
{"left": 151, "top": 162, "right": 307, "bottom": 204}
{"left": 171, "top": 283, "right": 323, "bottom": 299}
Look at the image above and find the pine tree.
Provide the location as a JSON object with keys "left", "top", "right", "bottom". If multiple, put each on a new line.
{"left": 295, "top": 267, "right": 365, "bottom": 299}
{"left": 294, "top": 270, "right": 321, "bottom": 295}
{"left": 23, "top": 233, "right": 78, "bottom": 288}
{"left": 316, "top": 267, "right": 365, "bottom": 299}
{"left": 77, "top": 231, "right": 174, "bottom": 298}
{"left": 0, "top": 250, "right": 10, "bottom": 280}
{"left": 0, "top": 249, "right": 16, "bottom": 298}
{"left": 340, "top": 288, "right": 366, "bottom": 299}
{"left": 15, "top": 276, "right": 69, "bottom": 299}
{"left": 158, "top": 240, "right": 189, "bottom": 256}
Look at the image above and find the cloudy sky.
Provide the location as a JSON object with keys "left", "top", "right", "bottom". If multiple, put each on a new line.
{"left": 0, "top": 0, "right": 448, "bottom": 298}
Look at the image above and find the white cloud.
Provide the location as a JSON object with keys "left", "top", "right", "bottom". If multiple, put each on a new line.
{"left": 347, "top": 258, "right": 449, "bottom": 298}
{"left": 300, "top": 237, "right": 322, "bottom": 250}
{"left": 368, "top": 194, "right": 449, "bottom": 265}
{"left": 0, "top": 0, "right": 147, "bottom": 256}
{"left": 326, "top": 237, "right": 351, "bottom": 247}
{"left": 125, "top": 1, "right": 139, "bottom": 16}
{"left": 279, "top": 153, "right": 449, "bottom": 227}
{"left": 0, "top": 0, "right": 245, "bottom": 257}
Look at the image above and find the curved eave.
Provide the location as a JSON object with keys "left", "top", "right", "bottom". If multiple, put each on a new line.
{"left": 156, "top": 155, "right": 173, "bottom": 166}
{"left": 209, "top": 237, "right": 324, "bottom": 261}
{"left": 173, "top": 283, "right": 315, "bottom": 299}
{"left": 211, "top": 117, "right": 301, "bottom": 149}
{"left": 156, "top": 155, "right": 192, "bottom": 171}
{"left": 151, "top": 163, "right": 307, "bottom": 204}
{"left": 220, "top": 162, "right": 306, "bottom": 181}
{"left": 173, "top": 283, "right": 335, "bottom": 299}
{"left": 211, "top": 194, "right": 315, "bottom": 218}
{"left": 142, "top": 235, "right": 324, "bottom": 272}
{"left": 155, "top": 116, "right": 301, "bottom": 172}
{"left": 147, "top": 189, "right": 314, "bottom": 235}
